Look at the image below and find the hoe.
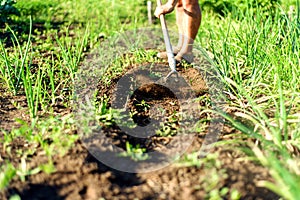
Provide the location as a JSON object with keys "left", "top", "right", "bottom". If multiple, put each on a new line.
{"left": 156, "top": 0, "right": 178, "bottom": 79}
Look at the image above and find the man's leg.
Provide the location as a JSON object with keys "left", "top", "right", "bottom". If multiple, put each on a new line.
{"left": 175, "top": 0, "right": 201, "bottom": 62}
{"left": 174, "top": 0, "right": 184, "bottom": 53}
{"left": 157, "top": 0, "right": 183, "bottom": 58}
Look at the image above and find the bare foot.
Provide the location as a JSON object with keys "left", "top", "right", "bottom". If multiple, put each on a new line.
{"left": 157, "top": 46, "right": 181, "bottom": 59}
{"left": 175, "top": 52, "right": 194, "bottom": 63}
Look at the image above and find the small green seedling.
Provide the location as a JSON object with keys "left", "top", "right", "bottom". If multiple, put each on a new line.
{"left": 118, "top": 141, "right": 149, "bottom": 161}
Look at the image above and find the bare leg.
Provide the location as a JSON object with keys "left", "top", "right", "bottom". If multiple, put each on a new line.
{"left": 157, "top": 1, "right": 183, "bottom": 58}
{"left": 175, "top": 0, "right": 201, "bottom": 62}
{"left": 174, "top": 0, "right": 184, "bottom": 53}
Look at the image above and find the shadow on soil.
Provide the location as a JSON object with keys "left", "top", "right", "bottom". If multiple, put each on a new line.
{"left": 8, "top": 184, "right": 64, "bottom": 200}
{"left": 5, "top": 144, "right": 156, "bottom": 200}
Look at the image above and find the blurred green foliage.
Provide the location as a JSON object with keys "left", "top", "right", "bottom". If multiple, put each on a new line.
{"left": 201, "top": 0, "right": 281, "bottom": 17}
{"left": 15, "top": 0, "right": 60, "bottom": 21}
{"left": 0, "top": 0, "right": 19, "bottom": 23}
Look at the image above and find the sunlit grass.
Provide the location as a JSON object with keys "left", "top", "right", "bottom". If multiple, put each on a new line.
{"left": 201, "top": 2, "right": 300, "bottom": 199}
{"left": 0, "top": 0, "right": 299, "bottom": 199}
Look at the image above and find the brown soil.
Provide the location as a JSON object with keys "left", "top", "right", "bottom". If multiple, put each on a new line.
{"left": 0, "top": 88, "right": 30, "bottom": 132}
{"left": 0, "top": 62, "right": 279, "bottom": 200}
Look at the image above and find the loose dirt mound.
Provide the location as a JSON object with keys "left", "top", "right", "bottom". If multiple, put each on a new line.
{"left": 0, "top": 61, "right": 279, "bottom": 200}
